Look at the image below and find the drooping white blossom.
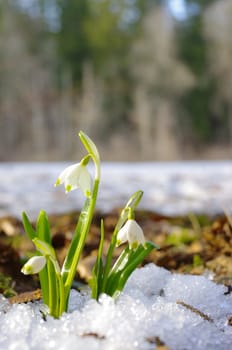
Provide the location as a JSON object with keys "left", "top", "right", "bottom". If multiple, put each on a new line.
{"left": 116, "top": 219, "right": 145, "bottom": 250}
{"left": 21, "top": 256, "right": 46, "bottom": 275}
{"left": 55, "top": 163, "right": 92, "bottom": 196}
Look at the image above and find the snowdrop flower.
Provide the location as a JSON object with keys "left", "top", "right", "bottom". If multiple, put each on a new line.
{"left": 21, "top": 256, "right": 46, "bottom": 275}
{"left": 116, "top": 219, "right": 145, "bottom": 250}
{"left": 55, "top": 162, "right": 92, "bottom": 196}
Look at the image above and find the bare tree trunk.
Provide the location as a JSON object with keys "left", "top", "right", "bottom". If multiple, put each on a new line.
{"left": 130, "top": 5, "right": 194, "bottom": 160}
{"left": 133, "top": 86, "right": 153, "bottom": 158}
{"left": 154, "top": 101, "right": 180, "bottom": 160}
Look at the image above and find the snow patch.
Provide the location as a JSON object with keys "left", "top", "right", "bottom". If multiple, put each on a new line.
{"left": 1, "top": 264, "right": 232, "bottom": 349}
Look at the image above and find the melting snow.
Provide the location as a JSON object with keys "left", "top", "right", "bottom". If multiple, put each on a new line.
{"left": 1, "top": 264, "right": 232, "bottom": 350}
{"left": 0, "top": 161, "right": 232, "bottom": 218}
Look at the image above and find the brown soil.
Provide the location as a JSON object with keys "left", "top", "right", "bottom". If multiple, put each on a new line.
{"left": 0, "top": 209, "right": 232, "bottom": 298}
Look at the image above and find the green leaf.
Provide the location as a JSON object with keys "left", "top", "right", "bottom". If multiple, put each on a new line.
{"left": 101, "top": 191, "right": 144, "bottom": 292}
{"left": 79, "top": 130, "right": 100, "bottom": 163}
{"left": 61, "top": 197, "right": 90, "bottom": 284}
{"left": 116, "top": 241, "right": 157, "bottom": 294}
{"left": 104, "top": 247, "right": 131, "bottom": 296}
{"left": 90, "top": 219, "right": 104, "bottom": 299}
{"left": 36, "top": 210, "right": 51, "bottom": 244}
{"left": 106, "top": 241, "right": 158, "bottom": 297}
{"left": 39, "top": 264, "right": 49, "bottom": 305}
{"left": 33, "top": 238, "right": 56, "bottom": 260}
{"left": 125, "top": 190, "right": 143, "bottom": 212}
{"left": 47, "top": 259, "right": 59, "bottom": 318}
{"left": 22, "top": 211, "right": 36, "bottom": 240}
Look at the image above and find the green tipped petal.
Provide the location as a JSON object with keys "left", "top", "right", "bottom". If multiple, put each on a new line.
{"left": 21, "top": 256, "right": 46, "bottom": 275}
{"left": 55, "top": 162, "right": 92, "bottom": 196}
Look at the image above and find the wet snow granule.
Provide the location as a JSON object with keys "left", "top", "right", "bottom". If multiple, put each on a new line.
{"left": 0, "top": 264, "right": 232, "bottom": 350}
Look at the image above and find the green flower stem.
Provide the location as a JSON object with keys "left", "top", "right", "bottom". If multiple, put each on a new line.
{"left": 60, "top": 131, "right": 101, "bottom": 309}
{"left": 101, "top": 191, "right": 143, "bottom": 293}
{"left": 64, "top": 179, "right": 99, "bottom": 299}
{"left": 62, "top": 177, "right": 100, "bottom": 307}
{"left": 61, "top": 198, "right": 90, "bottom": 284}
{"left": 101, "top": 216, "right": 127, "bottom": 293}
{"left": 21, "top": 133, "right": 157, "bottom": 317}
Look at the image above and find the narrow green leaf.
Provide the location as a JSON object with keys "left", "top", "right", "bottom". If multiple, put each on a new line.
{"left": 106, "top": 242, "right": 158, "bottom": 297}
{"left": 96, "top": 220, "right": 105, "bottom": 294}
{"left": 79, "top": 131, "right": 100, "bottom": 163}
{"left": 109, "top": 246, "right": 131, "bottom": 274}
{"left": 61, "top": 197, "right": 90, "bottom": 284}
{"left": 47, "top": 259, "right": 59, "bottom": 318}
{"left": 39, "top": 264, "right": 49, "bottom": 305}
{"left": 116, "top": 242, "right": 156, "bottom": 294}
{"left": 22, "top": 211, "right": 36, "bottom": 240}
{"left": 105, "top": 247, "right": 134, "bottom": 296}
{"left": 125, "top": 190, "right": 143, "bottom": 212}
{"left": 36, "top": 210, "right": 51, "bottom": 244}
{"left": 57, "top": 274, "right": 65, "bottom": 315}
{"left": 90, "top": 219, "right": 104, "bottom": 299}
{"left": 33, "top": 238, "right": 56, "bottom": 260}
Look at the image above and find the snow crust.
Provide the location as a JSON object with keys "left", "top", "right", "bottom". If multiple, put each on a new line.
{"left": 1, "top": 264, "right": 232, "bottom": 350}
{"left": 1, "top": 161, "right": 232, "bottom": 218}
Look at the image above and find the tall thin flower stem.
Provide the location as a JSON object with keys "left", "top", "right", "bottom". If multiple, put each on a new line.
{"left": 101, "top": 191, "right": 143, "bottom": 293}
{"left": 62, "top": 178, "right": 100, "bottom": 306}
{"left": 61, "top": 131, "right": 101, "bottom": 309}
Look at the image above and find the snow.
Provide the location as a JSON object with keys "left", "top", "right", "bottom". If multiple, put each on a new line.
{"left": 1, "top": 162, "right": 232, "bottom": 348}
{"left": 1, "top": 161, "right": 232, "bottom": 218}
{"left": 1, "top": 264, "right": 232, "bottom": 350}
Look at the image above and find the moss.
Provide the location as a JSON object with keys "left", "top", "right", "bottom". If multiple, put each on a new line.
{"left": 0, "top": 272, "right": 16, "bottom": 298}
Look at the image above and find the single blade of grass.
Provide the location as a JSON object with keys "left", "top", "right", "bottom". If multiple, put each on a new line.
{"left": 90, "top": 219, "right": 105, "bottom": 299}
{"left": 22, "top": 212, "right": 36, "bottom": 240}
{"left": 36, "top": 210, "right": 52, "bottom": 244}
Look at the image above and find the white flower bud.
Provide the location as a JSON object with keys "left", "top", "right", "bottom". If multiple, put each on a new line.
{"left": 21, "top": 256, "right": 46, "bottom": 275}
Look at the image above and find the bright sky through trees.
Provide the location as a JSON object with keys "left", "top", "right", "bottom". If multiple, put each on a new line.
{"left": 17, "top": 0, "right": 187, "bottom": 24}
{"left": 168, "top": 0, "right": 187, "bottom": 19}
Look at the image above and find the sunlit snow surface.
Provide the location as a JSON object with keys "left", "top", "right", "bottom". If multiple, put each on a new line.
{"left": 0, "top": 161, "right": 232, "bottom": 218}
{"left": 0, "top": 264, "right": 232, "bottom": 350}
{"left": 1, "top": 162, "right": 232, "bottom": 349}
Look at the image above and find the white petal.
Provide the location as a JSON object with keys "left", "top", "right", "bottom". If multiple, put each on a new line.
{"left": 55, "top": 163, "right": 81, "bottom": 188}
{"left": 78, "top": 166, "right": 92, "bottom": 196}
{"left": 127, "top": 220, "right": 145, "bottom": 248}
{"left": 21, "top": 256, "right": 46, "bottom": 275}
{"left": 116, "top": 223, "right": 129, "bottom": 246}
{"left": 64, "top": 165, "right": 82, "bottom": 192}
{"left": 55, "top": 162, "right": 92, "bottom": 195}
{"left": 61, "top": 164, "right": 79, "bottom": 182}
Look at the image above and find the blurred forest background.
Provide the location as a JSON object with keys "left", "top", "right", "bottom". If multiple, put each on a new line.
{"left": 0, "top": 0, "right": 232, "bottom": 161}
